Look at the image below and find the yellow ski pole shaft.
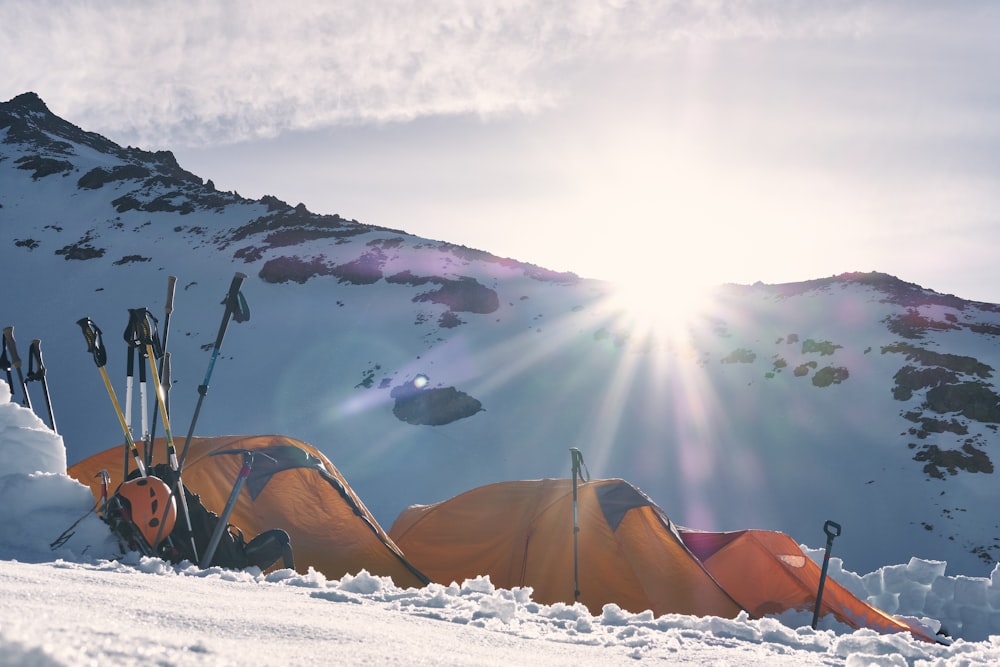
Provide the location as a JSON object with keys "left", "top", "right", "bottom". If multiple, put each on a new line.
{"left": 77, "top": 317, "right": 147, "bottom": 478}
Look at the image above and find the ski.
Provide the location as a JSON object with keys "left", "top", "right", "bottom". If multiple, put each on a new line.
{"left": 26, "top": 339, "right": 57, "bottom": 432}
{"left": 77, "top": 318, "right": 147, "bottom": 478}
{"left": 2, "top": 327, "right": 32, "bottom": 409}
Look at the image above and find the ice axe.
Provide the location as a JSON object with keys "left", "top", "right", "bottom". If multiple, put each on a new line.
{"left": 811, "top": 519, "right": 842, "bottom": 629}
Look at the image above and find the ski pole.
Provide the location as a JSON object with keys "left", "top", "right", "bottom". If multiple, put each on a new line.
{"left": 178, "top": 273, "right": 249, "bottom": 470}
{"left": 76, "top": 318, "right": 147, "bottom": 478}
{"left": 1, "top": 331, "right": 14, "bottom": 396}
{"left": 131, "top": 308, "right": 200, "bottom": 562}
{"left": 124, "top": 309, "right": 154, "bottom": 463}
{"left": 147, "top": 276, "right": 176, "bottom": 466}
{"left": 811, "top": 519, "right": 842, "bottom": 629}
{"left": 200, "top": 450, "right": 254, "bottom": 568}
{"left": 570, "top": 447, "right": 588, "bottom": 603}
{"left": 2, "top": 327, "right": 32, "bottom": 410}
{"left": 26, "top": 339, "right": 57, "bottom": 432}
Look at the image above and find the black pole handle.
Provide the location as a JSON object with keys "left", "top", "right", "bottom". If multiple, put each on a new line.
{"left": 824, "top": 520, "right": 842, "bottom": 542}
{"left": 77, "top": 318, "right": 108, "bottom": 367}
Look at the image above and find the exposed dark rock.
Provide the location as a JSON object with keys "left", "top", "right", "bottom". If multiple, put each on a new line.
{"left": 390, "top": 378, "right": 483, "bottom": 426}
{"left": 892, "top": 366, "right": 960, "bottom": 401}
{"left": 388, "top": 271, "right": 500, "bottom": 314}
{"left": 77, "top": 164, "right": 151, "bottom": 189}
{"left": 914, "top": 442, "right": 993, "bottom": 478}
{"left": 721, "top": 348, "right": 756, "bottom": 364}
{"left": 113, "top": 255, "right": 152, "bottom": 265}
{"left": 812, "top": 366, "right": 849, "bottom": 387}
{"left": 259, "top": 255, "right": 331, "bottom": 284}
{"left": 15, "top": 154, "right": 73, "bottom": 179}
{"left": 882, "top": 343, "right": 993, "bottom": 379}
{"left": 925, "top": 382, "right": 1000, "bottom": 423}
{"left": 330, "top": 250, "right": 386, "bottom": 285}
{"left": 802, "top": 339, "right": 842, "bottom": 356}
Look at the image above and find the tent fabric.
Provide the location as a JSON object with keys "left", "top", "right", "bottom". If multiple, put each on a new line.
{"left": 678, "top": 528, "right": 936, "bottom": 642}
{"left": 389, "top": 478, "right": 744, "bottom": 619}
{"left": 68, "top": 435, "right": 428, "bottom": 588}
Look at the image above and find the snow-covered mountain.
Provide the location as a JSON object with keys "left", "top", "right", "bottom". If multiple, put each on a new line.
{"left": 4, "top": 91, "right": 1000, "bottom": 578}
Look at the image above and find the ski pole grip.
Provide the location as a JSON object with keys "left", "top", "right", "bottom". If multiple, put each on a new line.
{"left": 2, "top": 327, "right": 21, "bottom": 367}
{"left": 165, "top": 276, "right": 177, "bottom": 315}
{"left": 226, "top": 273, "right": 246, "bottom": 307}
{"left": 27, "top": 339, "right": 45, "bottom": 380}
{"left": 824, "top": 520, "right": 841, "bottom": 540}
{"left": 77, "top": 318, "right": 108, "bottom": 367}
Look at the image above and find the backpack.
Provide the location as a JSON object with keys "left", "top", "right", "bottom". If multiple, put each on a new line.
{"left": 108, "top": 464, "right": 293, "bottom": 571}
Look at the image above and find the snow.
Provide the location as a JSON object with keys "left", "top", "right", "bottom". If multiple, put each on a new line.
{"left": 5, "top": 383, "right": 1000, "bottom": 664}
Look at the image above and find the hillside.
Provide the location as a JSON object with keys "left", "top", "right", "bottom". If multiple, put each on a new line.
{"left": 3, "top": 92, "right": 1000, "bottom": 577}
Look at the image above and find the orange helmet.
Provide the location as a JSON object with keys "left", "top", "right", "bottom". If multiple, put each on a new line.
{"left": 116, "top": 477, "right": 177, "bottom": 548}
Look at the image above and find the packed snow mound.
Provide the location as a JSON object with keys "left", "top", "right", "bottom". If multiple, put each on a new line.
{"left": 0, "top": 380, "right": 65, "bottom": 475}
{"left": 0, "top": 380, "right": 117, "bottom": 562}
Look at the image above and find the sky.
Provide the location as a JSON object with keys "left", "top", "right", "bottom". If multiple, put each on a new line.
{"left": 13, "top": 378, "right": 1000, "bottom": 663}
{"left": 4, "top": 1, "right": 1000, "bottom": 301}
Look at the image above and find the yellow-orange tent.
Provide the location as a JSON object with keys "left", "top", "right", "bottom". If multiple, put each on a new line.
{"left": 678, "top": 528, "right": 936, "bottom": 642}
{"left": 68, "top": 435, "right": 428, "bottom": 589}
{"left": 391, "top": 477, "right": 936, "bottom": 643}
{"left": 389, "top": 478, "right": 744, "bottom": 618}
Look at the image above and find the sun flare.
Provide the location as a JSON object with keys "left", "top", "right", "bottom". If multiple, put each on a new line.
{"left": 599, "top": 274, "right": 717, "bottom": 350}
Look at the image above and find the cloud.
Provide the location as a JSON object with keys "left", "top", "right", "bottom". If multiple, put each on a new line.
{"left": 1, "top": 0, "right": 875, "bottom": 147}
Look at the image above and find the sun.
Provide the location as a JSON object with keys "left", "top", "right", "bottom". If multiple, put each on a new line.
{"left": 597, "top": 271, "right": 717, "bottom": 351}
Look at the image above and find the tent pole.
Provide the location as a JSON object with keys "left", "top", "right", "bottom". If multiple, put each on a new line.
{"left": 570, "top": 447, "right": 586, "bottom": 603}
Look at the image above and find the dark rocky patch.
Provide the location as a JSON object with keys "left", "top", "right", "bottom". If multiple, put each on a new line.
{"left": 77, "top": 164, "right": 151, "bottom": 189}
{"left": 891, "top": 366, "right": 961, "bottom": 401}
{"left": 802, "top": 339, "right": 842, "bottom": 356}
{"left": 903, "top": 412, "right": 968, "bottom": 439}
{"left": 330, "top": 249, "right": 386, "bottom": 285}
{"left": 925, "top": 382, "right": 1000, "bottom": 423}
{"left": 388, "top": 271, "right": 499, "bottom": 314}
{"left": 794, "top": 361, "right": 817, "bottom": 377}
{"left": 55, "top": 232, "right": 105, "bottom": 260}
{"left": 438, "top": 311, "right": 464, "bottom": 328}
{"left": 15, "top": 154, "right": 73, "bottom": 179}
{"left": 259, "top": 255, "right": 331, "bottom": 284}
{"left": 721, "top": 348, "right": 756, "bottom": 364}
{"left": 885, "top": 308, "right": 962, "bottom": 339}
{"left": 391, "top": 378, "right": 483, "bottom": 426}
{"left": 219, "top": 205, "right": 370, "bottom": 250}
{"left": 14, "top": 238, "right": 39, "bottom": 250}
{"left": 812, "top": 366, "right": 849, "bottom": 387}
{"left": 113, "top": 255, "right": 152, "bottom": 265}
{"left": 882, "top": 343, "right": 993, "bottom": 379}
{"left": 914, "top": 442, "right": 993, "bottom": 478}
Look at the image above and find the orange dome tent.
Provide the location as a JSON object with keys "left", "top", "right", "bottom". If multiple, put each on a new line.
{"left": 390, "top": 477, "right": 937, "bottom": 643}
{"left": 389, "top": 478, "right": 743, "bottom": 618}
{"left": 678, "top": 528, "right": 936, "bottom": 642}
{"left": 69, "top": 435, "right": 428, "bottom": 588}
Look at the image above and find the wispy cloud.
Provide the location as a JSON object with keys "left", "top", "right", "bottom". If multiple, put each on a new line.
{"left": 1, "top": 0, "right": 873, "bottom": 147}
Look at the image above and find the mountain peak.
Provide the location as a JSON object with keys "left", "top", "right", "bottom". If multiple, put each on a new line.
{"left": 3, "top": 91, "right": 51, "bottom": 115}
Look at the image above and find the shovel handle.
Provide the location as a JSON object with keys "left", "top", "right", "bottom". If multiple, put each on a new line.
{"left": 824, "top": 520, "right": 842, "bottom": 540}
